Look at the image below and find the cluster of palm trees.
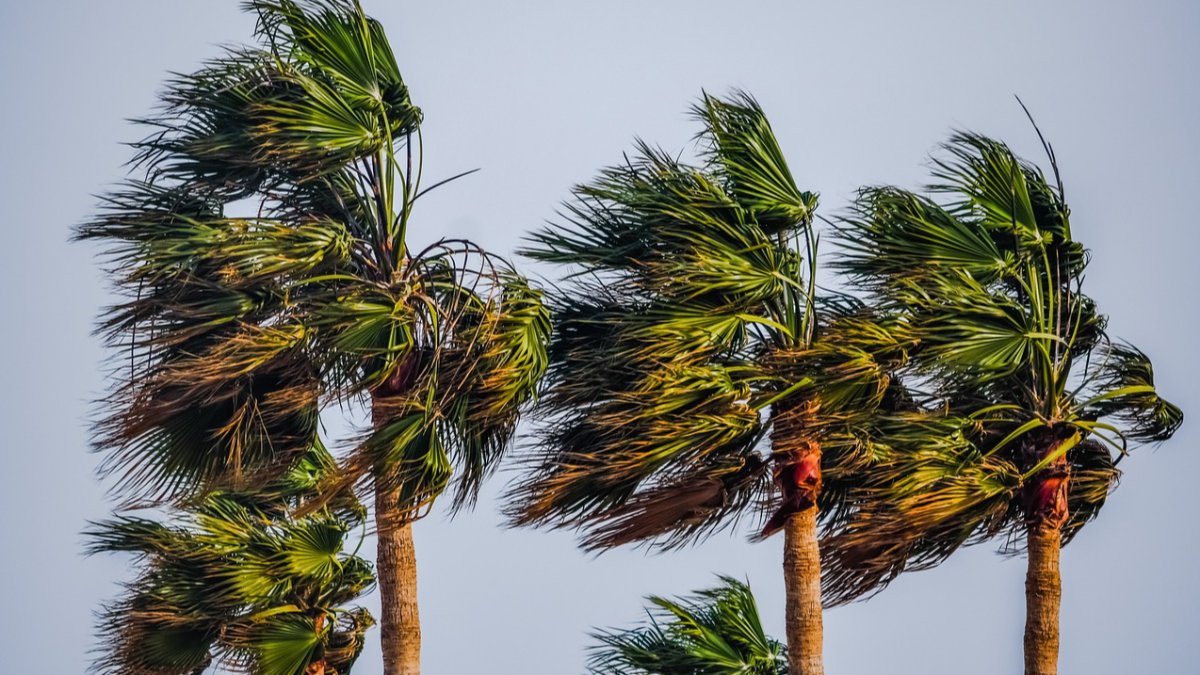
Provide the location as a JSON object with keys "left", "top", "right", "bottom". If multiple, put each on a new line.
{"left": 78, "top": 2, "right": 1181, "bottom": 675}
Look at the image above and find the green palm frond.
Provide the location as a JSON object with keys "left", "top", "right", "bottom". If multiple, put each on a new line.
{"left": 250, "top": 0, "right": 415, "bottom": 117}
{"left": 694, "top": 91, "right": 817, "bottom": 231}
{"left": 588, "top": 576, "right": 787, "bottom": 675}
{"left": 308, "top": 248, "right": 551, "bottom": 517}
{"left": 931, "top": 132, "right": 1041, "bottom": 236}
{"left": 930, "top": 132, "right": 1077, "bottom": 256}
{"left": 510, "top": 347, "right": 763, "bottom": 536}
{"left": 762, "top": 308, "right": 912, "bottom": 416}
{"left": 821, "top": 413, "right": 1018, "bottom": 605}
{"left": 840, "top": 186, "right": 1011, "bottom": 281}
{"left": 361, "top": 411, "right": 451, "bottom": 514}
{"left": 1061, "top": 439, "right": 1120, "bottom": 544}
{"left": 1080, "top": 342, "right": 1184, "bottom": 442}
{"left": 126, "top": 1, "right": 419, "bottom": 193}
{"left": 441, "top": 275, "right": 551, "bottom": 509}
{"left": 243, "top": 615, "right": 325, "bottom": 675}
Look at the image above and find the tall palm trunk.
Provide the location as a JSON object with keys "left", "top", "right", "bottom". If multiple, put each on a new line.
{"left": 1021, "top": 430, "right": 1072, "bottom": 675}
{"left": 374, "top": 487, "right": 421, "bottom": 675}
{"left": 1024, "top": 523, "right": 1061, "bottom": 675}
{"left": 772, "top": 401, "right": 824, "bottom": 675}
{"left": 784, "top": 508, "right": 824, "bottom": 675}
{"left": 373, "top": 394, "right": 421, "bottom": 675}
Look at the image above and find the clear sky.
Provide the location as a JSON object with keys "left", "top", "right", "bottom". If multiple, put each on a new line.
{"left": 1, "top": 1, "right": 1197, "bottom": 673}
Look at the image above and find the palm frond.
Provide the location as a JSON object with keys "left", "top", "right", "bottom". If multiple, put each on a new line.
{"left": 822, "top": 416, "right": 1020, "bottom": 605}
{"left": 1081, "top": 342, "right": 1184, "bottom": 442}
{"left": 836, "top": 186, "right": 1011, "bottom": 286}
{"left": 694, "top": 89, "right": 817, "bottom": 232}
{"left": 510, "top": 349, "right": 764, "bottom": 539}
{"left": 588, "top": 576, "right": 786, "bottom": 675}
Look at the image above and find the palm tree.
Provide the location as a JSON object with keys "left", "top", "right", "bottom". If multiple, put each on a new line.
{"left": 77, "top": 2, "right": 549, "bottom": 673}
{"left": 87, "top": 444, "right": 374, "bottom": 675}
{"left": 511, "top": 91, "right": 920, "bottom": 675}
{"left": 826, "top": 126, "right": 1183, "bottom": 674}
{"left": 588, "top": 576, "right": 787, "bottom": 675}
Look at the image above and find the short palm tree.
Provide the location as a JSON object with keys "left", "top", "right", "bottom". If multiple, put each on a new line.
{"left": 826, "top": 128, "right": 1183, "bottom": 674}
{"left": 87, "top": 444, "right": 374, "bottom": 675}
{"left": 511, "top": 91, "right": 919, "bottom": 675}
{"left": 589, "top": 576, "right": 787, "bottom": 675}
{"left": 77, "top": 2, "right": 549, "bottom": 673}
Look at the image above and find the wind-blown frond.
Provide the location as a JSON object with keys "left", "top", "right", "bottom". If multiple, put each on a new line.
{"left": 588, "top": 576, "right": 787, "bottom": 675}
{"left": 694, "top": 91, "right": 817, "bottom": 231}
{"left": 441, "top": 274, "right": 551, "bottom": 509}
{"left": 822, "top": 429, "right": 1020, "bottom": 605}
{"left": 512, "top": 350, "right": 765, "bottom": 538}
{"left": 303, "top": 245, "right": 551, "bottom": 519}
{"left": 837, "top": 187, "right": 1010, "bottom": 285}
{"left": 1081, "top": 343, "right": 1184, "bottom": 443}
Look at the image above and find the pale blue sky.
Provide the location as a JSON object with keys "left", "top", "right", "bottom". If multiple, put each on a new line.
{"left": 1, "top": 1, "right": 1197, "bottom": 673}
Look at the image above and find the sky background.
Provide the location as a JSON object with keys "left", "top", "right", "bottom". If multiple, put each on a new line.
{"left": 1, "top": 1, "right": 1197, "bottom": 673}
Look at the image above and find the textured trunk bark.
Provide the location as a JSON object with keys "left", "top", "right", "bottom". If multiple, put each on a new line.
{"left": 1024, "top": 523, "right": 1062, "bottom": 675}
{"left": 772, "top": 400, "right": 824, "bottom": 675}
{"left": 375, "top": 486, "right": 421, "bottom": 675}
{"left": 784, "top": 508, "right": 824, "bottom": 675}
{"left": 1020, "top": 429, "right": 1072, "bottom": 675}
{"left": 373, "top": 390, "right": 421, "bottom": 675}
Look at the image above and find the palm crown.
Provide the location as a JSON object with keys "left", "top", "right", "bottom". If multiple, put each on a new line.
{"left": 77, "top": 0, "right": 548, "bottom": 517}
{"left": 824, "top": 128, "right": 1184, "bottom": 603}
{"left": 511, "top": 91, "right": 912, "bottom": 550}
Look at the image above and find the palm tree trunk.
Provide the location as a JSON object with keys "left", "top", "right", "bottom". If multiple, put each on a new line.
{"left": 1024, "top": 523, "right": 1061, "bottom": 675}
{"left": 375, "top": 485, "right": 421, "bottom": 675}
{"left": 1020, "top": 430, "right": 1072, "bottom": 675}
{"left": 784, "top": 507, "right": 824, "bottom": 675}
{"left": 373, "top": 388, "right": 421, "bottom": 675}
{"left": 773, "top": 400, "right": 824, "bottom": 675}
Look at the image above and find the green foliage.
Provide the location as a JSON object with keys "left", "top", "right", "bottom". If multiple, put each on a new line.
{"left": 694, "top": 91, "right": 815, "bottom": 230}
{"left": 87, "top": 446, "right": 374, "bottom": 675}
{"left": 78, "top": 0, "right": 548, "bottom": 516}
{"left": 589, "top": 576, "right": 787, "bottom": 675}
{"left": 825, "top": 127, "right": 1183, "bottom": 604}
